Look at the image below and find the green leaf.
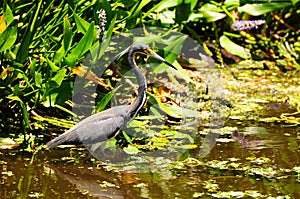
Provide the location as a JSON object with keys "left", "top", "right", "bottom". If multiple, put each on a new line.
{"left": 239, "top": 2, "right": 292, "bottom": 16}
{"left": 42, "top": 69, "right": 67, "bottom": 105}
{"left": 122, "top": 131, "right": 133, "bottom": 144}
{"left": 195, "top": 3, "right": 227, "bottom": 22}
{"left": 160, "top": 130, "right": 194, "bottom": 143}
{"left": 0, "top": 23, "right": 17, "bottom": 52}
{"left": 123, "top": 145, "right": 139, "bottom": 154}
{"left": 74, "top": 13, "right": 91, "bottom": 34}
{"left": 63, "top": 16, "right": 72, "bottom": 53}
{"left": 96, "top": 91, "right": 112, "bottom": 112}
{"left": 201, "top": 3, "right": 224, "bottom": 12}
{"left": 28, "top": 58, "right": 37, "bottom": 78}
{"left": 54, "top": 46, "right": 65, "bottom": 63}
{"left": 16, "top": 1, "right": 43, "bottom": 63}
{"left": 220, "top": 35, "right": 251, "bottom": 59}
{"left": 51, "top": 68, "right": 66, "bottom": 86}
{"left": 0, "top": 3, "right": 17, "bottom": 52}
{"left": 152, "top": 35, "right": 187, "bottom": 73}
{"left": 152, "top": 35, "right": 194, "bottom": 84}
{"left": 53, "top": 16, "right": 73, "bottom": 64}
{"left": 35, "top": 72, "right": 43, "bottom": 88}
{"left": 150, "top": 94, "right": 199, "bottom": 118}
{"left": 164, "top": 35, "right": 186, "bottom": 61}
{"left": 3, "top": 3, "right": 14, "bottom": 26}
{"left": 126, "top": 0, "right": 151, "bottom": 27}
{"left": 65, "top": 22, "right": 95, "bottom": 66}
{"left": 158, "top": 103, "right": 200, "bottom": 118}
{"left": 198, "top": 10, "right": 226, "bottom": 22}
{"left": 131, "top": 0, "right": 151, "bottom": 18}
{"left": 46, "top": 57, "right": 60, "bottom": 72}
{"left": 149, "top": 106, "right": 164, "bottom": 120}
{"left": 144, "top": 0, "right": 178, "bottom": 15}
{"left": 51, "top": 81, "right": 73, "bottom": 105}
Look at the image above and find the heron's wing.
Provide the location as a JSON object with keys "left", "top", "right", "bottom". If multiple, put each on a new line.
{"left": 75, "top": 117, "right": 122, "bottom": 144}
{"left": 46, "top": 105, "right": 130, "bottom": 148}
{"left": 74, "top": 105, "right": 129, "bottom": 125}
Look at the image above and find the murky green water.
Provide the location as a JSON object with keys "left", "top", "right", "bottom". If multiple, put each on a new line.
{"left": 1, "top": 122, "right": 299, "bottom": 199}
{"left": 2, "top": 66, "right": 300, "bottom": 198}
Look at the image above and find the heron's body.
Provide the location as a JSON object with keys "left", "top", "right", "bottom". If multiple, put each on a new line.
{"left": 46, "top": 42, "right": 175, "bottom": 148}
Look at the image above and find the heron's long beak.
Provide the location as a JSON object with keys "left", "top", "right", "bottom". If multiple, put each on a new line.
{"left": 145, "top": 49, "right": 177, "bottom": 70}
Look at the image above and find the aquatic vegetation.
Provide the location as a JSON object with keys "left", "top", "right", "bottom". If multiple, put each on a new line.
{"left": 0, "top": 1, "right": 299, "bottom": 198}
{"left": 231, "top": 20, "right": 266, "bottom": 31}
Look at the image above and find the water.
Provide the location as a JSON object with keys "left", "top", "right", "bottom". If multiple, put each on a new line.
{"left": 1, "top": 123, "right": 299, "bottom": 198}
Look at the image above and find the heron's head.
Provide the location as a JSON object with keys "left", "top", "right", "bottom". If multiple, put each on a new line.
{"left": 130, "top": 42, "right": 177, "bottom": 70}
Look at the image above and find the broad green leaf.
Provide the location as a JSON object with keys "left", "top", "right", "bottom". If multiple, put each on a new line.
{"left": 46, "top": 57, "right": 60, "bottom": 72}
{"left": 51, "top": 81, "right": 73, "bottom": 105}
{"left": 96, "top": 91, "right": 112, "bottom": 112}
{"left": 157, "top": 10, "right": 175, "bottom": 24}
{"left": 224, "top": 0, "right": 239, "bottom": 6}
{"left": 51, "top": 68, "right": 66, "bottom": 86}
{"left": 65, "top": 22, "right": 95, "bottom": 66}
{"left": 158, "top": 102, "right": 200, "bottom": 118}
{"left": 198, "top": 10, "right": 226, "bottom": 22}
{"left": 54, "top": 46, "right": 65, "bottom": 63}
{"left": 35, "top": 72, "right": 43, "bottom": 88}
{"left": 74, "top": 13, "right": 91, "bottom": 34}
{"left": 164, "top": 35, "right": 186, "bottom": 61}
{"left": 292, "top": 0, "right": 299, "bottom": 4}
{"left": 53, "top": 15, "right": 72, "bottom": 63}
{"left": 220, "top": 35, "right": 251, "bottom": 59}
{"left": 122, "top": 131, "right": 133, "bottom": 144}
{"left": 153, "top": 36, "right": 194, "bottom": 83}
{"left": 200, "top": 3, "right": 224, "bottom": 12}
{"left": 44, "top": 93, "right": 58, "bottom": 107}
{"left": 42, "top": 69, "right": 67, "bottom": 105}
{"left": 126, "top": 0, "right": 151, "bottom": 27}
{"left": 152, "top": 35, "right": 186, "bottom": 73}
{"left": 123, "top": 145, "right": 139, "bottom": 154}
{"left": 239, "top": 2, "right": 292, "bottom": 16}
{"left": 63, "top": 16, "right": 72, "bottom": 53}
{"left": 131, "top": 0, "right": 151, "bottom": 18}
{"left": 28, "top": 58, "right": 37, "bottom": 78}
{"left": 0, "top": 23, "right": 17, "bottom": 52}
{"left": 145, "top": 0, "right": 178, "bottom": 15}
{"left": 3, "top": 3, "right": 14, "bottom": 26}
{"left": 149, "top": 106, "right": 163, "bottom": 119}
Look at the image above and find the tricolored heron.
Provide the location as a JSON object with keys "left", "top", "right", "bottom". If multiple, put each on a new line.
{"left": 46, "top": 42, "right": 176, "bottom": 148}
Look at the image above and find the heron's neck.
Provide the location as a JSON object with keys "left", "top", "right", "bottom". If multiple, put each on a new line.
{"left": 127, "top": 52, "right": 147, "bottom": 118}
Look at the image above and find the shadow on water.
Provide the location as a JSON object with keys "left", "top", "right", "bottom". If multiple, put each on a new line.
{"left": 1, "top": 121, "right": 300, "bottom": 198}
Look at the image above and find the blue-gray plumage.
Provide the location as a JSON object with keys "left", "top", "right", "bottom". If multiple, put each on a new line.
{"left": 46, "top": 42, "right": 176, "bottom": 148}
